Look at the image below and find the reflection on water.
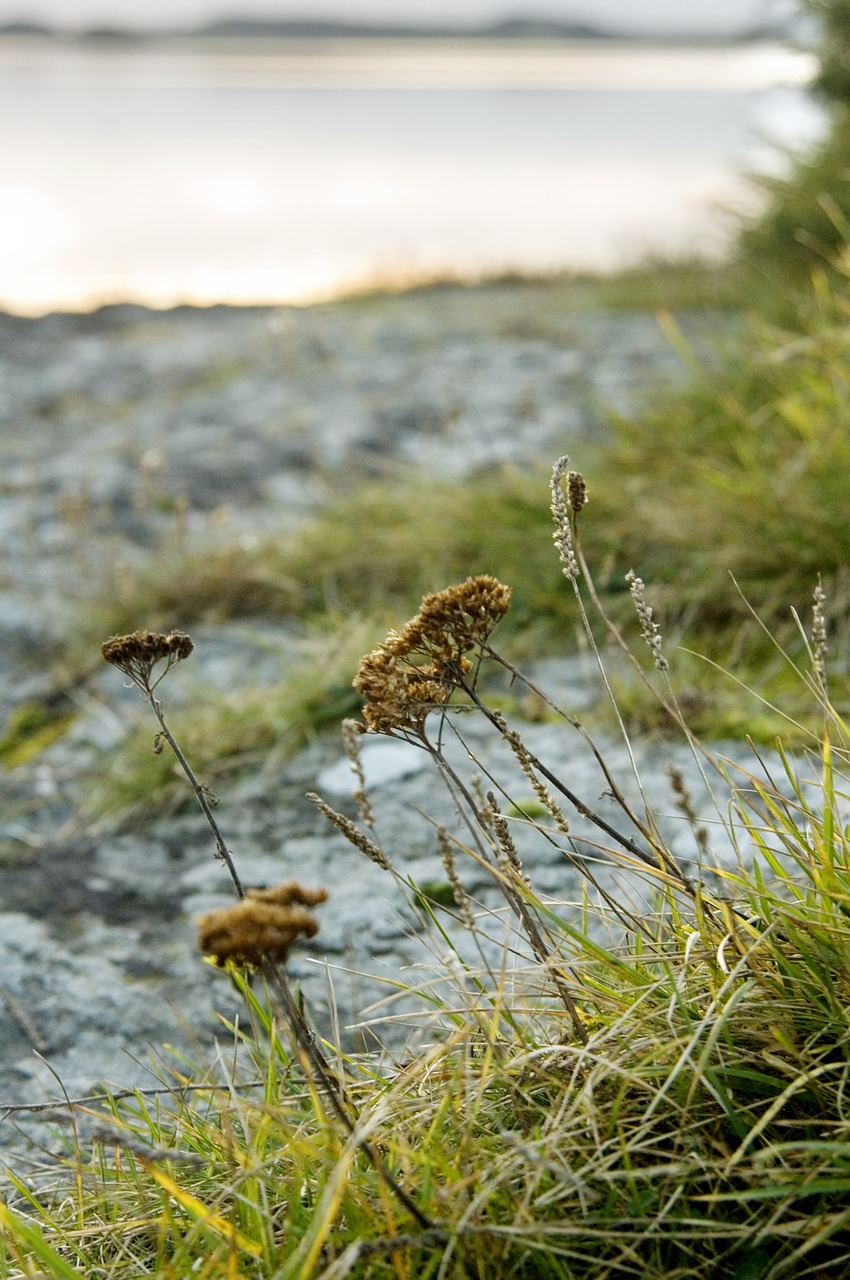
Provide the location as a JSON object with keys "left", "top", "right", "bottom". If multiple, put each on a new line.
{"left": 0, "top": 39, "right": 821, "bottom": 314}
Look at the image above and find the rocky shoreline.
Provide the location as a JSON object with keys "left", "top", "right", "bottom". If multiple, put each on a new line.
{"left": 0, "top": 284, "right": 743, "bottom": 1152}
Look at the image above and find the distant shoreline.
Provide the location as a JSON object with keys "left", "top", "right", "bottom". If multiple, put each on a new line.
{"left": 0, "top": 16, "right": 794, "bottom": 48}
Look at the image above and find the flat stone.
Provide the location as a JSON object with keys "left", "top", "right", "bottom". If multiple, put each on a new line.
{"left": 317, "top": 738, "right": 428, "bottom": 794}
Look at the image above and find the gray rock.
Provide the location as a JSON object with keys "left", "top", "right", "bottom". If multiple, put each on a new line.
{"left": 318, "top": 738, "right": 427, "bottom": 794}
{"left": 0, "top": 288, "right": 748, "bottom": 1141}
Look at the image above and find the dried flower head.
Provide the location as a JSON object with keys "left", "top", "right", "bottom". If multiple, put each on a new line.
{"left": 198, "top": 881, "right": 327, "bottom": 968}
{"left": 353, "top": 639, "right": 449, "bottom": 735}
{"left": 101, "top": 629, "right": 194, "bottom": 690}
{"left": 245, "top": 881, "right": 328, "bottom": 908}
{"left": 414, "top": 575, "right": 512, "bottom": 653}
{"left": 566, "top": 470, "right": 589, "bottom": 514}
{"left": 353, "top": 576, "right": 511, "bottom": 734}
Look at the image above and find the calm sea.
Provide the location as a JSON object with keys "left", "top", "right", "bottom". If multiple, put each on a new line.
{"left": 0, "top": 38, "right": 820, "bottom": 315}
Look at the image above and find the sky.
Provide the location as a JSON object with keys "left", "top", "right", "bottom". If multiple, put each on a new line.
{"left": 0, "top": 0, "right": 795, "bottom": 37}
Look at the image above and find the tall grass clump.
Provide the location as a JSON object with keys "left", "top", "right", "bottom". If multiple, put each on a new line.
{"left": 3, "top": 455, "right": 850, "bottom": 1278}
{"left": 591, "top": 278, "right": 850, "bottom": 647}
{"left": 740, "top": 0, "right": 850, "bottom": 296}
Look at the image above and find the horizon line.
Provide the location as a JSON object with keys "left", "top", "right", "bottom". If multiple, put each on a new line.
{"left": 0, "top": 14, "right": 795, "bottom": 44}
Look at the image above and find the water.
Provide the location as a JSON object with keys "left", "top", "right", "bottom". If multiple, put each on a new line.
{"left": 0, "top": 38, "right": 821, "bottom": 315}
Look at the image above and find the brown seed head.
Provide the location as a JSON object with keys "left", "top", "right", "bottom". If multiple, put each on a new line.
{"left": 416, "top": 576, "right": 512, "bottom": 651}
{"left": 566, "top": 470, "right": 589, "bottom": 514}
{"left": 353, "top": 576, "right": 511, "bottom": 734}
{"left": 246, "top": 881, "right": 328, "bottom": 908}
{"left": 101, "top": 629, "right": 194, "bottom": 689}
{"left": 198, "top": 881, "right": 327, "bottom": 968}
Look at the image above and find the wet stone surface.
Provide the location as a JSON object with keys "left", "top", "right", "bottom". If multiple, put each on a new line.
{"left": 0, "top": 286, "right": 745, "bottom": 1147}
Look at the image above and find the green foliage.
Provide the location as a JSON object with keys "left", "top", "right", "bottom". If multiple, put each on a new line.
{"left": 411, "top": 879, "right": 457, "bottom": 910}
{"left": 734, "top": 1, "right": 850, "bottom": 289}
{"left": 0, "top": 699, "right": 75, "bottom": 768}
{"left": 804, "top": 0, "right": 850, "bottom": 105}
{"left": 574, "top": 256, "right": 745, "bottom": 312}
{"left": 738, "top": 113, "right": 850, "bottom": 291}
{"left": 82, "top": 282, "right": 850, "bottom": 744}
{"left": 591, "top": 285, "right": 850, "bottom": 621}
{"left": 87, "top": 465, "right": 574, "bottom": 651}
{"left": 7, "top": 609, "right": 850, "bottom": 1277}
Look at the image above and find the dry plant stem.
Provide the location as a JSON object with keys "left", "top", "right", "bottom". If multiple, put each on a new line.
{"left": 456, "top": 674, "right": 696, "bottom": 895}
{"left": 435, "top": 704, "right": 666, "bottom": 945}
{"left": 481, "top": 643, "right": 655, "bottom": 844}
{"left": 0, "top": 1080, "right": 268, "bottom": 1116}
{"left": 572, "top": 532, "right": 731, "bottom": 825}
{"left": 309, "top": 784, "right": 506, "bottom": 1033}
{"left": 557, "top": 512, "right": 656, "bottom": 808}
{"left": 104, "top": 638, "right": 436, "bottom": 1237}
{"left": 426, "top": 736, "right": 589, "bottom": 1044}
{"left": 438, "top": 712, "right": 657, "bottom": 941}
{"left": 262, "top": 960, "right": 436, "bottom": 1232}
{"left": 574, "top": 535, "right": 683, "bottom": 727}
{"left": 147, "top": 692, "right": 245, "bottom": 899}
{"left": 552, "top": 473, "right": 724, "bottom": 849}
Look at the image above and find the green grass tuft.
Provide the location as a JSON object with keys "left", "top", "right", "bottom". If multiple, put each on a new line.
{"left": 9, "top": 386, "right": 850, "bottom": 1277}
{"left": 7, "top": 666, "right": 850, "bottom": 1277}
{"left": 0, "top": 699, "right": 76, "bottom": 769}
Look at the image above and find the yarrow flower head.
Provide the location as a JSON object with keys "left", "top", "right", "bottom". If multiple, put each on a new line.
{"left": 198, "top": 881, "right": 327, "bottom": 968}
{"left": 353, "top": 575, "right": 512, "bottom": 735}
{"left": 101, "top": 629, "right": 194, "bottom": 691}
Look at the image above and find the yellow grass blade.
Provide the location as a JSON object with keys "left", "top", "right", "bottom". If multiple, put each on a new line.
{"left": 142, "top": 1160, "right": 264, "bottom": 1259}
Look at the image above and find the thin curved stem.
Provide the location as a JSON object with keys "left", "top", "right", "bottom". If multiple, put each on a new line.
{"left": 146, "top": 691, "right": 246, "bottom": 899}
{"left": 457, "top": 674, "right": 696, "bottom": 895}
